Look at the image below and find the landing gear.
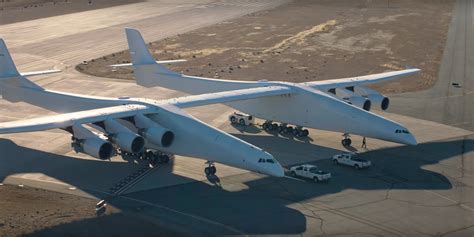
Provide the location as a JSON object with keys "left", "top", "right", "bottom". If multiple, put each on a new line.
{"left": 341, "top": 133, "right": 352, "bottom": 146}
{"left": 262, "top": 121, "right": 309, "bottom": 137}
{"left": 295, "top": 126, "right": 309, "bottom": 137}
{"left": 143, "top": 149, "right": 173, "bottom": 166}
{"left": 204, "top": 161, "right": 217, "bottom": 176}
{"left": 262, "top": 121, "right": 279, "bottom": 131}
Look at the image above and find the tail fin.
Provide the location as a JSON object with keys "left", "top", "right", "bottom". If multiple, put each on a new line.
{"left": 124, "top": 28, "right": 179, "bottom": 87}
{"left": 0, "top": 39, "right": 20, "bottom": 78}
{"left": 125, "top": 28, "right": 157, "bottom": 66}
{"left": 0, "top": 39, "right": 42, "bottom": 102}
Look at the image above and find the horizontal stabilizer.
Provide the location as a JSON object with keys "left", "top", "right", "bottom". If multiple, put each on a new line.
{"left": 110, "top": 59, "right": 187, "bottom": 67}
{"left": 20, "top": 69, "right": 62, "bottom": 77}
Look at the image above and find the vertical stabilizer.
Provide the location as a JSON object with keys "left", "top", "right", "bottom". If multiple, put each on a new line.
{"left": 124, "top": 28, "right": 179, "bottom": 87}
{"left": 0, "top": 39, "right": 20, "bottom": 78}
{"left": 125, "top": 28, "right": 158, "bottom": 65}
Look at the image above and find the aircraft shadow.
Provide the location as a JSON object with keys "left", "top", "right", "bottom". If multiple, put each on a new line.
{"left": 0, "top": 137, "right": 469, "bottom": 236}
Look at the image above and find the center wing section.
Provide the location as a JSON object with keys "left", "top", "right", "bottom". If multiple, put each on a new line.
{"left": 164, "top": 85, "right": 295, "bottom": 108}
{"left": 0, "top": 104, "right": 153, "bottom": 134}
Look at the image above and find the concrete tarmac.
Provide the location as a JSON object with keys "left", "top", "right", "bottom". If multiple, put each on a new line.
{"left": 391, "top": 0, "right": 474, "bottom": 131}
{"left": 0, "top": 0, "right": 473, "bottom": 236}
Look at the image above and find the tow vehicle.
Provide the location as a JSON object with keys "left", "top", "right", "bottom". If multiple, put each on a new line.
{"left": 229, "top": 111, "right": 254, "bottom": 126}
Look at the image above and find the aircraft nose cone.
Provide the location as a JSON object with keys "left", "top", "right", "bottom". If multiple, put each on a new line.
{"left": 268, "top": 165, "right": 285, "bottom": 177}
{"left": 406, "top": 134, "right": 418, "bottom": 146}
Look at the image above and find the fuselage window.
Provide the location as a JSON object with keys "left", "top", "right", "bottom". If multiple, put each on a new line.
{"left": 266, "top": 159, "right": 275, "bottom": 163}
{"left": 258, "top": 158, "right": 265, "bottom": 163}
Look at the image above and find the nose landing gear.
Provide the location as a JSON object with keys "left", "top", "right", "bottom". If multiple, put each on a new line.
{"left": 341, "top": 133, "right": 352, "bottom": 146}
{"left": 204, "top": 161, "right": 217, "bottom": 176}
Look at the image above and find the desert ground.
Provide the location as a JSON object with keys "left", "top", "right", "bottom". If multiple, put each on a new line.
{"left": 78, "top": 0, "right": 454, "bottom": 94}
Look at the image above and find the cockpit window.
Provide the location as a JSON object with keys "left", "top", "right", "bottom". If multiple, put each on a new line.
{"left": 395, "top": 129, "right": 410, "bottom": 134}
{"left": 258, "top": 158, "right": 276, "bottom": 163}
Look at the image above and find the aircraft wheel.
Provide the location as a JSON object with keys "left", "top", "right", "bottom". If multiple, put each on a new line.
{"left": 287, "top": 126, "right": 294, "bottom": 135}
{"left": 341, "top": 138, "right": 352, "bottom": 146}
{"left": 271, "top": 123, "right": 278, "bottom": 131}
{"left": 210, "top": 166, "right": 217, "bottom": 175}
{"left": 303, "top": 129, "right": 309, "bottom": 137}
{"left": 262, "top": 123, "right": 268, "bottom": 130}
{"left": 204, "top": 167, "right": 212, "bottom": 176}
{"left": 161, "top": 155, "right": 170, "bottom": 164}
{"left": 291, "top": 171, "right": 297, "bottom": 177}
{"left": 239, "top": 118, "right": 246, "bottom": 126}
{"left": 230, "top": 116, "right": 236, "bottom": 124}
{"left": 333, "top": 159, "right": 339, "bottom": 165}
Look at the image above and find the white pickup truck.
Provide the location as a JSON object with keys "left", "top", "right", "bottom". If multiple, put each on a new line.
{"left": 289, "top": 164, "right": 331, "bottom": 182}
{"left": 332, "top": 153, "right": 371, "bottom": 169}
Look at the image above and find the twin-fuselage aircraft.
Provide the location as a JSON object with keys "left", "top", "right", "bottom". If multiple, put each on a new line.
{"left": 0, "top": 28, "right": 418, "bottom": 177}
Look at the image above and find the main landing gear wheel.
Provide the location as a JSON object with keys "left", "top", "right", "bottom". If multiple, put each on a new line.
{"left": 204, "top": 162, "right": 217, "bottom": 176}
{"left": 230, "top": 116, "right": 237, "bottom": 124}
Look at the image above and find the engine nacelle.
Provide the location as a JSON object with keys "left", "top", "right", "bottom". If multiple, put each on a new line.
{"left": 335, "top": 88, "right": 371, "bottom": 111}
{"left": 104, "top": 119, "right": 145, "bottom": 153}
{"left": 110, "top": 132, "right": 145, "bottom": 153}
{"left": 81, "top": 137, "right": 114, "bottom": 160}
{"left": 354, "top": 87, "right": 390, "bottom": 111}
{"left": 135, "top": 114, "right": 174, "bottom": 148}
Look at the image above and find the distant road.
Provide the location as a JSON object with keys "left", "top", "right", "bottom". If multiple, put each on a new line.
{"left": 390, "top": 0, "right": 474, "bottom": 131}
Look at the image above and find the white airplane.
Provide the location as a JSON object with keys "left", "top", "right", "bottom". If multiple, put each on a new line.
{"left": 0, "top": 39, "right": 286, "bottom": 177}
{"left": 122, "top": 28, "right": 419, "bottom": 146}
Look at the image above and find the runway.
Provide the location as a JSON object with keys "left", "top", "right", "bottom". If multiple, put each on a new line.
{"left": 0, "top": 0, "right": 474, "bottom": 236}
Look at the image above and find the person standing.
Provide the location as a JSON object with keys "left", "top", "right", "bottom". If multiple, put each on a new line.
{"left": 362, "top": 137, "right": 367, "bottom": 149}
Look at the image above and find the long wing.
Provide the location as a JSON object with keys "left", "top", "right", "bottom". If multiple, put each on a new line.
{"left": 0, "top": 104, "right": 152, "bottom": 134}
{"left": 304, "top": 68, "right": 420, "bottom": 90}
{"left": 164, "top": 85, "right": 294, "bottom": 108}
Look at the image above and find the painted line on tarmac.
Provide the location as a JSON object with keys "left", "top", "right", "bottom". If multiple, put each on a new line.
{"left": 117, "top": 195, "right": 248, "bottom": 236}
{"left": 425, "top": 190, "right": 474, "bottom": 212}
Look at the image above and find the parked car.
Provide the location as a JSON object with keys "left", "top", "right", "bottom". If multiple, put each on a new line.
{"left": 332, "top": 152, "right": 371, "bottom": 169}
{"left": 289, "top": 164, "right": 331, "bottom": 182}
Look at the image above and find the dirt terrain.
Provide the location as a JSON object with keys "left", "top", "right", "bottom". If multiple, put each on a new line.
{"left": 0, "top": 0, "right": 142, "bottom": 25}
{"left": 0, "top": 184, "right": 180, "bottom": 237}
{"left": 79, "top": 0, "right": 454, "bottom": 94}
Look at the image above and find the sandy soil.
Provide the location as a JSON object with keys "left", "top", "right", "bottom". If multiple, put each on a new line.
{"left": 79, "top": 0, "right": 454, "bottom": 94}
{"left": 0, "top": 184, "right": 179, "bottom": 237}
{"left": 0, "top": 0, "right": 143, "bottom": 25}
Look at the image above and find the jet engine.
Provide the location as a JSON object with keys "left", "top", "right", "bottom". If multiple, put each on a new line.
{"left": 104, "top": 119, "right": 145, "bottom": 153}
{"left": 70, "top": 125, "right": 115, "bottom": 160}
{"left": 334, "top": 88, "right": 371, "bottom": 111}
{"left": 134, "top": 114, "right": 174, "bottom": 147}
{"left": 354, "top": 87, "right": 390, "bottom": 111}
{"left": 81, "top": 137, "right": 114, "bottom": 160}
